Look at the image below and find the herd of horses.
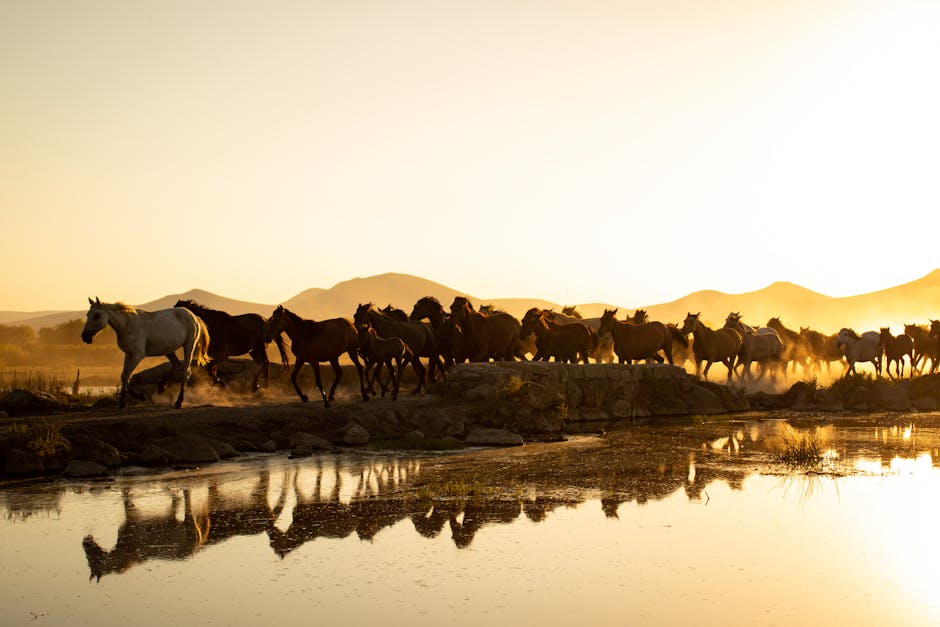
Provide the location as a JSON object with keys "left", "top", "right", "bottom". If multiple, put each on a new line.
{"left": 81, "top": 296, "right": 940, "bottom": 409}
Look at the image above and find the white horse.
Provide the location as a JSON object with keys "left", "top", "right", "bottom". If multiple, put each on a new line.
{"left": 81, "top": 298, "right": 210, "bottom": 409}
{"left": 836, "top": 328, "right": 881, "bottom": 377}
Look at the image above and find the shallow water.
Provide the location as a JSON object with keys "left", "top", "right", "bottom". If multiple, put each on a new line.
{"left": 3, "top": 416, "right": 940, "bottom": 626}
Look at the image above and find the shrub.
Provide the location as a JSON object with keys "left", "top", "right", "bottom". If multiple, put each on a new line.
{"left": 0, "top": 420, "right": 70, "bottom": 460}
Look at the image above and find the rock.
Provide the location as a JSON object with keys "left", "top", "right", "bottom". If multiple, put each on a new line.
{"left": 4, "top": 448, "right": 44, "bottom": 475}
{"left": 913, "top": 396, "right": 939, "bottom": 411}
{"left": 0, "top": 389, "right": 67, "bottom": 416}
{"left": 340, "top": 423, "right": 370, "bottom": 446}
{"left": 465, "top": 428, "right": 523, "bottom": 447}
{"left": 258, "top": 440, "right": 277, "bottom": 453}
{"left": 844, "top": 386, "right": 872, "bottom": 410}
{"left": 872, "top": 385, "right": 912, "bottom": 411}
{"left": 137, "top": 445, "right": 171, "bottom": 466}
{"left": 289, "top": 432, "right": 334, "bottom": 451}
{"left": 206, "top": 439, "right": 239, "bottom": 459}
{"left": 160, "top": 436, "right": 221, "bottom": 464}
{"left": 609, "top": 399, "right": 636, "bottom": 419}
{"left": 63, "top": 460, "right": 109, "bottom": 478}
{"left": 463, "top": 384, "right": 498, "bottom": 402}
{"left": 71, "top": 439, "right": 122, "bottom": 468}
{"left": 520, "top": 381, "right": 564, "bottom": 411}
{"left": 0, "top": 410, "right": 8, "bottom": 419}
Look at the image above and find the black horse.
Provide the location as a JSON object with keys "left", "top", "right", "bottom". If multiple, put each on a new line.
{"left": 174, "top": 300, "right": 289, "bottom": 390}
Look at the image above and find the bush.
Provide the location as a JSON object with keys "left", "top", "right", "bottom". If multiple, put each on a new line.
{"left": 0, "top": 420, "right": 70, "bottom": 460}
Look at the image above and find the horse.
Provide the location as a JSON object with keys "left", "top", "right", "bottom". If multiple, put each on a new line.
{"left": 766, "top": 317, "right": 807, "bottom": 375}
{"left": 836, "top": 328, "right": 882, "bottom": 376}
{"left": 520, "top": 308, "right": 594, "bottom": 363}
{"left": 357, "top": 326, "right": 414, "bottom": 400}
{"left": 679, "top": 313, "right": 741, "bottom": 381}
{"left": 449, "top": 296, "right": 521, "bottom": 362}
{"left": 547, "top": 307, "right": 617, "bottom": 363}
{"left": 81, "top": 297, "right": 210, "bottom": 409}
{"left": 904, "top": 323, "right": 937, "bottom": 374}
{"left": 798, "top": 325, "right": 842, "bottom": 376}
{"left": 261, "top": 305, "right": 368, "bottom": 408}
{"left": 379, "top": 304, "right": 409, "bottom": 321}
{"left": 174, "top": 299, "right": 289, "bottom": 391}
{"left": 354, "top": 302, "right": 442, "bottom": 392}
{"left": 880, "top": 328, "right": 915, "bottom": 379}
{"left": 723, "top": 313, "right": 783, "bottom": 381}
{"left": 598, "top": 308, "right": 675, "bottom": 365}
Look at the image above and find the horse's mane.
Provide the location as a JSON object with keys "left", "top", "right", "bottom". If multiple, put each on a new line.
{"left": 176, "top": 299, "right": 229, "bottom": 318}
{"left": 561, "top": 305, "right": 582, "bottom": 318}
{"left": 416, "top": 296, "right": 441, "bottom": 307}
{"left": 105, "top": 301, "right": 142, "bottom": 315}
{"left": 479, "top": 303, "right": 506, "bottom": 314}
{"left": 452, "top": 296, "right": 473, "bottom": 309}
{"left": 840, "top": 328, "right": 861, "bottom": 339}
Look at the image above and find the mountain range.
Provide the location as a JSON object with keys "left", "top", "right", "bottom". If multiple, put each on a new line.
{"left": 4, "top": 270, "right": 940, "bottom": 334}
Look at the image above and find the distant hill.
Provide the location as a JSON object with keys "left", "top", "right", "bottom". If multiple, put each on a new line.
{"left": 4, "top": 269, "right": 940, "bottom": 334}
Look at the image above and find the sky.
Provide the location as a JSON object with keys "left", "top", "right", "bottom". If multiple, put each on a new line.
{"left": 3, "top": 0, "right": 940, "bottom": 311}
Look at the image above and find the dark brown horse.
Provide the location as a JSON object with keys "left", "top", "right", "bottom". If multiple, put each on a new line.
{"left": 598, "top": 308, "right": 674, "bottom": 364}
{"left": 449, "top": 296, "right": 521, "bottom": 362}
{"left": 904, "top": 323, "right": 937, "bottom": 374}
{"left": 261, "top": 305, "right": 368, "bottom": 408}
{"left": 798, "top": 325, "right": 843, "bottom": 376}
{"left": 174, "top": 299, "right": 289, "bottom": 390}
{"left": 766, "top": 317, "right": 806, "bottom": 375}
{"left": 521, "top": 308, "right": 595, "bottom": 363}
{"left": 354, "top": 303, "right": 441, "bottom": 393}
{"left": 410, "top": 296, "right": 465, "bottom": 367}
{"left": 357, "top": 326, "right": 414, "bottom": 400}
{"left": 680, "top": 313, "right": 741, "bottom": 381}
{"left": 880, "top": 328, "right": 915, "bottom": 379}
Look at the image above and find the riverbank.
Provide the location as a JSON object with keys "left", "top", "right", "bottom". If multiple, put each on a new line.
{"left": 3, "top": 360, "right": 940, "bottom": 480}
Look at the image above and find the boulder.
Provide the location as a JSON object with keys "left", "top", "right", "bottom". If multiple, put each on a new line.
{"left": 71, "top": 439, "right": 122, "bottom": 468}
{"left": 137, "top": 445, "right": 171, "bottom": 466}
{"left": 289, "top": 432, "right": 334, "bottom": 451}
{"left": 340, "top": 423, "right": 370, "bottom": 446}
{"left": 159, "top": 436, "right": 221, "bottom": 464}
{"left": 63, "top": 460, "right": 109, "bottom": 478}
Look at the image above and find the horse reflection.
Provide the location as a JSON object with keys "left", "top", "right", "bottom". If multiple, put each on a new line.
{"left": 83, "top": 473, "right": 280, "bottom": 580}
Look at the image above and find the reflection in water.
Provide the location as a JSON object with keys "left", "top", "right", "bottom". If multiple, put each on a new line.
{"left": 6, "top": 418, "right": 940, "bottom": 626}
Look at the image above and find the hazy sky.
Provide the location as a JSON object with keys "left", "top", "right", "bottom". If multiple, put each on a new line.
{"left": 3, "top": 1, "right": 940, "bottom": 311}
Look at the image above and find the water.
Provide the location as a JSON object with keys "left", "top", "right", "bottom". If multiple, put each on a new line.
{"left": 3, "top": 416, "right": 940, "bottom": 626}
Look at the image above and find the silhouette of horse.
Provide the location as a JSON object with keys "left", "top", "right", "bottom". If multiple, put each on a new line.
{"left": 357, "top": 326, "right": 414, "bottom": 400}
{"left": 680, "top": 313, "right": 741, "bottom": 381}
{"left": 836, "top": 328, "right": 881, "bottom": 376}
{"left": 449, "top": 296, "right": 521, "bottom": 362}
{"left": 520, "top": 308, "right": 594, "bottom": 363}
{"left": 880, "top": 328, "right": 915, "bottom": 379}
{"left": 904, "top": 323, "right": 937, "bottom": 374}
{"left": 81, "top": 298, "right": 209, "bottom": 409}
{"left": 174, "top": 299, "right": 289, "bottom": 391}
{"left": 598, "top": 308, "right": 675, "bottom": 365}
{"left": 379, "top": 304, "right": 409, "bottom": 321}
{"left": 766, "top": 317, "right": 808, "bottom": 375}
{"left": 796, "top": 325, "right": 841, "bottom": 376}
{"left": 723, "top": 313, "right": 784, "bottom": 381}
{"left": 410, "top": 296, "right": 469, "bottom": 366}
{"left": 354, "top": 302, "right": 442, "bottom": 393}
{"left": 548, "top": 307, "right": 618, "bottom": 363}
{"left": 262, "top": 305, "right": 368, "bottom": 408}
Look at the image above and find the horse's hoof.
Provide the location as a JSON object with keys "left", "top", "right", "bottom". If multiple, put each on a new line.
{"left": 323, "top": 400, "right": 331, "bottom": 409}
{"left": 300, "top": 394, "right": 309, "bottom": 403}
{"left": 174, "top": 401, "right": 182, "bottom": 409}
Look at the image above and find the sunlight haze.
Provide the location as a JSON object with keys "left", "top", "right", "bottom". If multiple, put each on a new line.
{"left": 3, "top": 1, "right": 939, "bottom": 311}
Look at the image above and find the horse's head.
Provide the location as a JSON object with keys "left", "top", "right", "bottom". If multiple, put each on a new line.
{"left": 632, "top": 309, "right": 649, "bottom": 324}
{"left": 353, "top": 303, "right": 374, "bottom": 329}
{"left": 450, "top": 297, "right": 472, "bottom": 323}
{"left": 836, "top": 328, "right": 855, "bottom": 348}
{"left": 262, "top": 305, "right": 287, "bottom": 342}
{"left": 680, "top": 312, "right": 700, "bottom": 335}
{"left": 931, "top": 320, "right": 940, "bottom": 338}
{"left": 81, "top": 297, "right": 108, "bottom": 344}
{"left": 598, "top": 309, "right": 618, "bottom": 334}
{"left": 410, "top": 296, "right": 442, "bottom": 322}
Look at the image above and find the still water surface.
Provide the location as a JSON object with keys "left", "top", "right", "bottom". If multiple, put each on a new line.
{"left": 3, "top": 416, "right": 940, "bottom": 626}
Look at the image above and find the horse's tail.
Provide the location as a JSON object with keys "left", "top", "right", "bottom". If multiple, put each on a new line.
{"left": 273, "top": 334, "right": 290, "bottom": 373}
{"left": 193, "top": 317, "right": 211, "bottom": 367}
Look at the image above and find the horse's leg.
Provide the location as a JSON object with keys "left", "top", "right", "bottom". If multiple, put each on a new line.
{"left": 290, "top": 361, "right": 309, "bottom": 402}
{"left": 326, "top": 359, "right": 343, "bottom": 404}
{"left": 348, "top": 351, "right": 369, "bottom": 402}
{"left": 702, "top": 360, "right": 712, "bottom": 381}
{"left": 159, "top": 353, "right": 182, "bottom": 393}
{"left": 311, "top": 362, "right": 329, "bottom": 408}
{"left": 410, "top": 356, "right": 427, "bottom": 395}
{"left": 249, "top": 347, "right": 269, "bottom": 391}
{"left": 118, "top": 351, "right": 144, "bottom": 409}
{"left": 389, "top": 357, "right": 401, "bottom": 400}
{"left": 174, "top": 341, "right": 199, "bottom": 409}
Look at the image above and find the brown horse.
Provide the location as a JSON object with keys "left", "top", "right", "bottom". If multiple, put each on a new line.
{"left": 904, "top": 323, "right": 937, "bottom": 374}
{"left": 410, "top": 296, "right": 466, "bottom": 368}
{"left": 357, "top": 326, "right": 414, "bottom": 400}
{"left": 354, "top": 303, "right": 441, "bottom": 393}
{"left": 880, "top": 328, "right": 915, "bottom": 379}
{"left": 680, "top": 313, "right": 741, "bottom": 381}
{"left": 521, "top": 308, "right": 595, "bottom": 363}
{"left": 449, "top": 296, "right": 521, "bottom": 362}
{"left": 174, "top": 299, "right": 290, "bottom": 390}
{"left": 598, "top": 308, "right": 674, "bottom": 365}
{"left": 261, "top": 305, "right": 368, "bottom": 408}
